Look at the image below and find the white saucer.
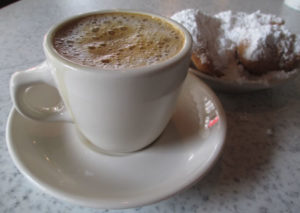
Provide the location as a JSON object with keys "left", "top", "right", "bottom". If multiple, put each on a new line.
{"left": 190, "top": 68, "right": 299, "bottom": 93}
{"left": 6, "top": 73, "right": 226, "bottom": 209}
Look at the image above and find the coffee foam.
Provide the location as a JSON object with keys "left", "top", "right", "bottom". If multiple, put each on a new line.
{"left": 53, "top": 12, "right": 184, "bottom": 69}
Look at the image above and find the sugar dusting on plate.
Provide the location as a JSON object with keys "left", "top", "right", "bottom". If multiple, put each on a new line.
{"left": 171, "top": 9, "right": 300, "bottom": 86}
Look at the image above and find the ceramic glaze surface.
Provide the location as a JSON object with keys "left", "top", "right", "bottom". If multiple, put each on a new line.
{"left": 10, "top": 10, "right": 192, "bottom": 153}
{"left": 1, "top": 0, "right": 300, "bottom": 212}
{"left": 6, "top": 73, "right": 226, "bottom": 208}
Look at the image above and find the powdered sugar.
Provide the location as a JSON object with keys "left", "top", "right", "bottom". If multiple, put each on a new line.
{"left": 171, "top": 9, "right": 300, "bottom": 84}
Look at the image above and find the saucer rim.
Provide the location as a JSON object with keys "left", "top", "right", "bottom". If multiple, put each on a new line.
{"left": 6, "top": 73, "right": 227, "bottom": 209}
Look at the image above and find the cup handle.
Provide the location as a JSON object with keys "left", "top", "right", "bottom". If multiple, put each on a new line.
{"left": 10, "top": 61, "right": 73, "bottom": 122}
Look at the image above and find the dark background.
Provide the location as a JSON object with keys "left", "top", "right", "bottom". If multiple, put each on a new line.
{"left": 0, "top": 0, "right": 19, "bottom": 8}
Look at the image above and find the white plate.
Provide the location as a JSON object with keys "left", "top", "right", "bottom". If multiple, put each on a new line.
{"left": 190, "top": 68, "right": 299, "bottom": 93}
{"left": 6, "top": 73, "right": 226, "bottom": 209}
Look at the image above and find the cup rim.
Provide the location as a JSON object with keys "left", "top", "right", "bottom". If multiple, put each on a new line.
{"left": 43, "top": 9, "right": 192, "bottom": 76}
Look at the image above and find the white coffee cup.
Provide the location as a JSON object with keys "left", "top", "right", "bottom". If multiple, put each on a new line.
{"left": 10, "top": 10, "right": 192, "bottom": 153}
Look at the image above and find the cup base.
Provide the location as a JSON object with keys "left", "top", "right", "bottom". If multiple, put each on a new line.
{"left": 76, "top": 126, "right": 163, "bottom": 155}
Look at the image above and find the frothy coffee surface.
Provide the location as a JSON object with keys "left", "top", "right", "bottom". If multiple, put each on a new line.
{"left": 53, "top": 12, "right": 184, "bottom": 69}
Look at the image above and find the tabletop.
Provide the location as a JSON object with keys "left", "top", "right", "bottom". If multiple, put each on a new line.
{"left": 1, "top": 0, "right": 300, "bottom": 212}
